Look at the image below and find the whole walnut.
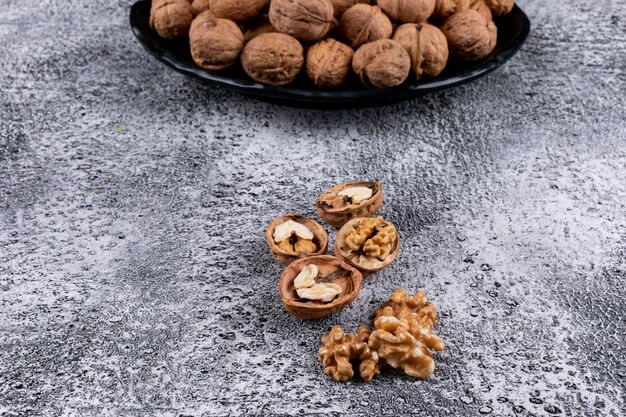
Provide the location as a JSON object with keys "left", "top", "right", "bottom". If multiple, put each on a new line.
{"left": 189, "top": 12, "right": 244, "bottom": 70}
{"left": 470, "top": 0, "right": 492, "bottom": 21}
{"left": 431, "top": 0, "right": 469, "bottom": 20}
{"left": 269, "top": 0, "right": 334, "bottom": 42}
{"left": 190, "top": 0, "right": 210, "bottom": 15}
{"left": 440, "top": 9, "right": 497, "bottom": 61}
{"left": 393, "top": 23, "right": 448, "bottom": 80}
{"left": 241, "top": 33, "right": 304, "bottom": 86}
{"left": 330, "top": 0, "right": 371, "bottom": 18}
{"left": 202, "top": 0, "right": 270, "bottom": 23}
{"left": 306, "top": 39, "right": 354, "bottom": 88}
{"left": 484, "top": 0, "right": 514, "bottom": 16}
{"left": 339, "top": 4, "right": 393, "bottom": 49}
{"left": 378, "top": 0, "right": 435, "bottom": 23}
{"left": 244, "top": 15, "right": 276, "bottom": 42}
{"left": 352, "top": 39, "right": 410, "bottom": 89}
{"left": 150, "top": 0, "right": 194, "bottom": 41}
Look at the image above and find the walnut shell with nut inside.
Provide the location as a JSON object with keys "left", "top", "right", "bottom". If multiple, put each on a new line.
{"left": 241, "top": 33, "right": 304, "bottom": 86}
{"left": 330, "top": 0, "right": 371, "bottom": 18}
{"left": 244, "top": 15, "right": 276, "bottom": 42}
{"left": 339, "top": 4, "right": 393, "bottom": 49}
{"left": 484, "top": 0, "right": 514, "bottom": 16}
{"left": 393, "top": 23, "right": 448, "bottom": 80}
{"left": 150, "top": 0, "right": 194, "bottom": 40}
{"left": 269, "top": 0, "right": 335, "bottom": 42}
{"left": 189, "top": 12, "right": 244, "bottom": 71}
{"left": 266, "top": 213, "right": 328, "bottom": 265}
{"left": 279, "top": 255, "right": 363, "bottom": 319}
{"left": 352, "top": 39, "right": 411, "bottom": 88}
{"left": 306, "top": 39, "right": 354, "bottom": 88}
{"left": 440, "top": 9, "right": 497, "bottom": 61}
{"left": 377, "top": 0, "right": 435, "bottom": 23}
{"left": 208, "top": 0, "right": 270, "bottom": 23}
{"left": 431, "top": 0, "right": 469, "bottom": 20}
{"left": 469, "top": 0, "right": 492, "bottom": 21}
{"left": 317, "top": 181, "right": 383, "bottom": 228}
{"left": 334, "top": 216, "right": 400, "bottom": 273}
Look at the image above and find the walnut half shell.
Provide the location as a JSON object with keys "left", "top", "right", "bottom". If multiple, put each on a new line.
{"left": 317, "top": 181, "right": 383, "bottom": 228}
{"left": 266, "top": 213, "right": 328, "bottom": 265}
{"left": 279, "top": 255, "right": 363, "bottom": 319}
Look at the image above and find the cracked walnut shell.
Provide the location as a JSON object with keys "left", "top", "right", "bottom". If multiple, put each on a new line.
{"left": 334, "top": 216, "right": 400, "bottom": 273}
{"left": 319, "top": 326, "right": 382, "bottom": 381}
{"left": 431, "top": 0, "right": 469, "bottom": 20}
{"left": 241, "top": 33, "right": 304, "bottom": 86}
{"left": 266, "top": 213, "right": 328, "bottom": 265}
{"left": 352, "top": 39, "right": 411, "bottom": 88}
{"left": 189, "top": 12, "right": 244, "bottom": 71}
{"left": 378, "top": 0, "right": 435, "bottom": 24}
{"left": 279, "top": 255, "right": 363, "bottom": 319}
{"left": 393, "top": 23, "right": 449, "bottom": 80}
{"left": 269, "top": 0, "right": 334, "bottom": 42}
{"left": 338, "top": 4, "right": 393, "bottom": 49}
{"left": 484, "top": 0, "right": 514, "bottom": 16}
{"left": 306, "top": 39, "right": 354, "bottom": 88}
{"left": 150, "top": 0, "right": 194, "bottom": 41}
{"left": 440, "top": 9, "right": 497, "bottom": 61}
{"left": 317, "top": 181, "right": 383, "bottom": 228}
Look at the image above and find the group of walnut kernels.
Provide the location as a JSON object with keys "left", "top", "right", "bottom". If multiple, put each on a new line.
{"left": 264, "top": 181, "right": 445, "bottom": 382}
{"left": 150, "top": 0, "right": 515, "bottom": 88}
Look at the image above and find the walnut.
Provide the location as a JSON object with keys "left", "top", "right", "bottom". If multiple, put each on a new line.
{"left": 338, "top": 4, "right": 393, "bottom": 49}
{"left": 392, "top": 23, "right": 448, "bottom": 80}
{"left": 484, "top": 0, "right": 514, "bottom": 16}
{"left": 189, "top": 12, "right": 244, "bottom": 70}
{"left": 470, "top": 0, "right": 492, "bottom": 21}
{"left": 334, "top": 216, "right": 400, "bottom": 273}
{"left": 329, "top": 0, "right": 371, "bottom": 19}
{"left": 431, "top": 0, "right": 469, "bottom": 20}
{"left": 150, "top": 0, "right": 194, "bottom": 41}
{"left": 317, "top": 181, "right": 383, "bottom": 228}
{"left": 440, "top": 9, "right": 497, "bottom": 61}
{"left": 377, "top": 0, "right": 435, "bottom": 23}
{"left": 266, "top": 213, "right": 328, "bottom": 265}
{"left": 269, "top": 0, "right": 334, "bottom": 42}
{"left": 319, "top": 326, "right": 382, "bottom": 381}
{"left": 190, "top": 0, "right": 210, "bottom": 15}
{"left": 241, "top": 33, "right": 304, "bottom": 86}
{"left": 352, "top": 39, "right": 411, "bottom": 88}
{"left": 244, "top": 15, "right": 276, "bottom": 42}
{"left": 279, "top": 255, "right": 363, "bottom": 319}
{"left": 306, "top": 39, "right": 354, "bottom": 88}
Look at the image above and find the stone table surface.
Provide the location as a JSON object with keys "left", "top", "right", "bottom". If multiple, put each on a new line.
{"left": 1, "top": 0, "right": 625, "bottom": 416}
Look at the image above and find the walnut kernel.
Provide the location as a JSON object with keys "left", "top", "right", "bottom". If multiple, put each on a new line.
{"left": 241, "top": 33, "right": 304, "bottom": 86}
{"left": 339, "top": 4, "right": 393, "bottom": 49}
{"left": 306, "top": 39, "right": 354, "bottom": 88}
{"left": 440, "top": 9, "right": 497, "bottom": 61}
{"left": 319, "top": 326, "right": 382, "bottom": 382}
{"left": 352, "top": 39, "right": 411, "bottom": 88}
{"left": 189, "top": 12, "right": 244, "bottom": 70}
{"left": 269, "top": 0, "right": 334, "bottom": 42}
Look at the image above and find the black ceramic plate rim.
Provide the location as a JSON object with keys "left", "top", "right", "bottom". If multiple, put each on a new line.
{"left": 131, "top": 1, "right": 531, "bottom": 106}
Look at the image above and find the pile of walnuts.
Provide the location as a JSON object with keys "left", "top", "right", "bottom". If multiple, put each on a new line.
{"left": 149, "top": 0, "right": 515, "bottom": 88}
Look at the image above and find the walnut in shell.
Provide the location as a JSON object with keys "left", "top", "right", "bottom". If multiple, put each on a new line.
{"left": 279, "top": 255, "right": 363, "bottom": 319}
{"left": 266, "top": 213, "right": 328, "bottom": 265}
{"left": 484, "top": 0, "right": 514, "bottom": 16}
{"left": 338, "top": 4, "right": 393, "bottom": 49}
{"left": 306, "top": 39, "right": 354, "bottom": 88}
{"left": 392, "top": 23, "right": 448, "bottom": 80}
{"left": 316, "top": 181, "right": 383, "bottom": 228}
{"left": 189, "top": 12, "right": 244, "bottom": 70}
{"left": 352, "top": 39, "right": 411, "bottom": 88}
{"left": 377, "top": 0, "right": 435, "bottom": 23}
{"left": 334, "top": 216, "right": 400, "bottom": 273}
{"left": 269, "top": 0, "right": 334, "bottom": 42}
{"left": 330, "top": 0, "right": 371, "bottom": 19}
{"left": 207, "top": 0, "right": 270, "bottom": 23}
{"left": 190, "top": 0, "right": 210, "bottom": 15}
{"left": 440, "top": 9, "right": 497, "bottom": 61}
{"left": 150, "top": 0, "right": 194, "bottom": 40}
{"left": 244, "top": 15, "right": 276, "bottom": 43}
{"left": 241, "top": 33, "right": 304, "bottom": 86}
{"left": 319, "top": 326, "right": 382, "bottom": 381}
{"left": 470, "top": 0, "right": 492, "bottom": 21}
{"left": 431, "top": 0, "right": 469, "bottom": 20}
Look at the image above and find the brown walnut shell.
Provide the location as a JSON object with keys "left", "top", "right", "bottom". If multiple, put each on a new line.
{"left": 241, "top": 33, "right": 304, "bottom": 86}
{"left": 483, "top": 0, "right": 514, "bottom": 16}
{"left": 378, "top": 0, "right": 435, "bottom": 23}
{"left": 330, "top": 0, "right": 371, "bottom": 19}
{"left": 334, "top": 217, "right": 400, "bottom": 273}
{"left": 440, "top": 9, "right": 497, "bottom": 61}
{"left": 150, "top": 0, "right": 194, "bottom": 40}
{"left": 431, "top": 0, "right": 470, "bottom": 20}
{"left": 393, "top": 23, "right": 448, "bottom": 80}
{"left": 470, "top": 0, "right": 492, "bottom": 21}
{"left": 339, "top": 4, "right": 393, "bottom": 49}
{"left": 244, "top": 15, "right": 276, "bottom": 42}
{"left": 189, "top": 12, "right": 244, "bottom": 71}
{"left": 190, "top": 0, "right": 210, "bottom": 15}
{"left": 266, "top": 213, "right": 329, "bottom": 265}
{"left": 205, "top": 0, "right": 270, "bottom": 23}
{"left": 269, "top": 0, "right": 334, "bottom": 42}
{"left": 316, "top": 181, "right": 383, "bottom": 228}
{"left": 306, "top": 39, "right": 355, "bottom": 88}
{"left": 279, "top": 255, "right": 363, "bottom": 319}
{"left": 352, "top": 39, "right": 411, "bottom": 88}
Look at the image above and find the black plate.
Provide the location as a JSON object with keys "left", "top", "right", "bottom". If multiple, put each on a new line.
{"left": 130, "top": 1, "right": 530, "bottom": 108}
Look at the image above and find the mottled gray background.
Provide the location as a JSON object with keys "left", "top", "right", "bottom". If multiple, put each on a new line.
{"left": 1, "top": 0, "right": 625, "bottom": 416}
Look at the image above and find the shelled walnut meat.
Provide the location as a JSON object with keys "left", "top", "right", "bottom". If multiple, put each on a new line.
{"left": 317, "top": 181, "right": 383, "bottom": 228}
{"left": 306, "top": 39, "right": 355, "bottom": 88}
{"left": 440, "top": 9, "right": 497, "bottom": 61}
{"left": 189, "top": 11, "right": 244, "bottom": 70}
{"left": 241, "top": 33, "right": 304, "bottom": 86}
{"left": 339, "top": 4, "right": 393, "bottom": 49}
{"left": 393, "top": 22, "right": 449, "bottom": 80}
{"left": 378, "top": 0, "right": 436, "bottom": 24}
{"left": 150, "top": 0, "right": 194, "bottom": 40}
{"left": 269, "top": 0, "right": 335, "bottom": 42}
{"left": 279, "top": 255, "right": 363, "bottom": 319}
{"left": 266, "top": 213, "right": 328, "bottom": 265}
{"left": 353, "top": 39, "right": 411, "bottom": 88}
{"left": 319, "top": 326, "right": 382, "bottom": 381}
{"left": 334, "top": 216, "right": 400, "bottom": 273}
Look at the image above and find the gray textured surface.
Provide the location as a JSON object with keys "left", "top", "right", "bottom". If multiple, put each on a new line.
{"left": 1, "top": 0, "right": 625, "bottom": 416}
